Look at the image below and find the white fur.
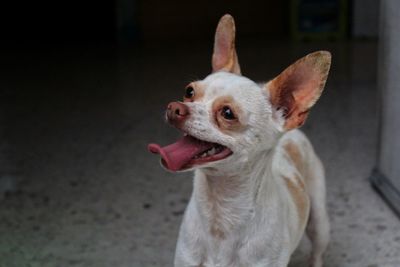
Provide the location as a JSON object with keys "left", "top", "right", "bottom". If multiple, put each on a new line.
{"left": 173, "top": 72, "right": 330, "bottom": 267}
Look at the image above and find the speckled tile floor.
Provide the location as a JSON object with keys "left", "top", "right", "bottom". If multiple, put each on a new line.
{"left": 0, "top": 41, "right": 399, "bottom": 267}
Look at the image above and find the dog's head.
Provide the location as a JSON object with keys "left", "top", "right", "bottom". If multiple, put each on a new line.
{"left": 148, "top": 14, "right": 331, "bottom": 173}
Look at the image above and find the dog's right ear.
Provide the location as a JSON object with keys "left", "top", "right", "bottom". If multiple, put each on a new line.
{"left": 266, "top": 51, "right": 331, "bottom": 130}
{"left": 212, "top": 14, "right": 241, "bottom": 75}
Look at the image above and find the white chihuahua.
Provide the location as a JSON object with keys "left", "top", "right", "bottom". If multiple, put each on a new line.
{"left": 148, "top": 14, "right": 331, "bottom": 267}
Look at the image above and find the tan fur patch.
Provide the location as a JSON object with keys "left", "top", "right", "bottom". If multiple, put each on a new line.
{"left": 284, "top": 176, "right": 309, "bottom": 227}
{"left": 211, "top": 95, "right": 245, "bottom": 132}
{"left": 284, "top": 142, "right": 306, "bottom": 186}
{"left": 210, "top": 226, "right": 226, "bottom": 239}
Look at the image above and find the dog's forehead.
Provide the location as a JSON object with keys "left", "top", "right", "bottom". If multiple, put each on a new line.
{"left": 201, "top": 72, "right": 262, "bottom": 100}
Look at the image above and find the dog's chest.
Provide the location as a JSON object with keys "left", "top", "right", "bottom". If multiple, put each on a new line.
{"left": 196, "top": 201, "right": 290, "bottom": 267}
{"left": 197, "top": 178, "right": 254, "bottom": 239}
{"left": 189, "top": 174, "right": 292, "bottom": 266}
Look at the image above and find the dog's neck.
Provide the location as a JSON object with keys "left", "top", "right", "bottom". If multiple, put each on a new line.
{"left": 192, "top": 148, "right": 277, "bottom": 239}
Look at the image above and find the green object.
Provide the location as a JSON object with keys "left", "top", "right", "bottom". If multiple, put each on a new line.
{"left": 290, "top": 0, "right": 348, "bottom": 41}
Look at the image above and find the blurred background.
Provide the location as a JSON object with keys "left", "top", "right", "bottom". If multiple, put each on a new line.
{"left": 1, "top": 0, "right": 400, "bottom": 266}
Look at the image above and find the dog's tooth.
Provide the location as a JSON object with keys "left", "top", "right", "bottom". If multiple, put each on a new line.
{"left": 208, "top": 147, "right": 216, "bottom": 155}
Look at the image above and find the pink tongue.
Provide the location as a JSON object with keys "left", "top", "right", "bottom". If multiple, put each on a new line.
{"left": 148, "top": 136, "right": 214, "bottom": 171}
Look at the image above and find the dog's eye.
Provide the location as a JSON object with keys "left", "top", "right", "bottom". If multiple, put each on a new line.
{"left": 185, "top": 86, "right": 195, "bottom": 99}
{"left": 221, "top": 106, "right": 235, "bottom": 120}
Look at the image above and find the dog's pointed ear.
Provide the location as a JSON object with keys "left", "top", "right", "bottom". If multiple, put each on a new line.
{"left": 212, "top": 14, "right": 241, "bottom": 75}
{"left": 266, "top": 51, "right": 331, "bottom": 130}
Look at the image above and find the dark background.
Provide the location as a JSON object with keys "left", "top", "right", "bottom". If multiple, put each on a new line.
{"left": 0, "top": 1, "right": 116, "bottom": 43}
{"left": 0, "top": 0, "right": 352, "bottom": 43}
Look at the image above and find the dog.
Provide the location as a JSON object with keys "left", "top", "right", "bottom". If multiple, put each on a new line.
{"left": 148, "top": 14, "right": 331, "bottom": 267}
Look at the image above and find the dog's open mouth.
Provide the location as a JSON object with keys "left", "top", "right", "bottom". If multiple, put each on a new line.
{"left": 148, "top": 135, "right": 232, "bottom": 171}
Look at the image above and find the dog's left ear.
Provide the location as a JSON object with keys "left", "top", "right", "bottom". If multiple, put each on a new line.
{"left": 212, "top": 14, "right": 241, "bottom": 75}
{"left": 266, "top": 51, "right": 331, "bottom": 130}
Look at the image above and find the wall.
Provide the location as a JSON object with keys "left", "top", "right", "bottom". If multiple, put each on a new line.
{"left": 375, "top": 0, "right": 400, "bottom": 210}
{"left": 353, "top": 0, "right": 380, "bottom": 38}
{"left": 136, "top": 0, "right": 287, "bottom": 41}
